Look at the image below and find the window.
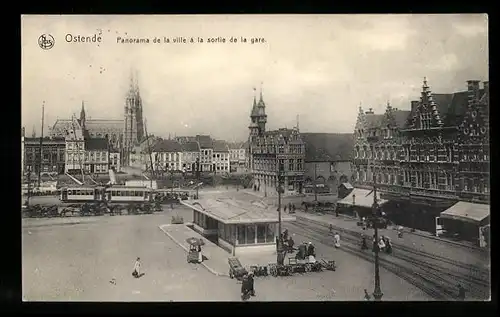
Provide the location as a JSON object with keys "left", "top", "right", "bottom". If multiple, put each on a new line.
{"left": 237, "top": 225, "right": 247, "bottom": 245}
{"left": 257, "top": 225, "right": 266, "bottom": 243}
{"left": 288, "top": 159, "right": 294, "bottom": 171}
{"left": 266, "top": 223, "right": 275, "bottom": 242}
{"left": 420, "top": 112, "right": 432, "bottom": 129}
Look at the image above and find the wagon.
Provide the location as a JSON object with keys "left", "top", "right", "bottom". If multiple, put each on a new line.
{"left": 228, "top": 257, "right": 247, "bottom": 280}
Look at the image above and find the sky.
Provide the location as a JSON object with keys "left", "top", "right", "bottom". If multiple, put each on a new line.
{"left": 21, "top": 14, "right": 488, "bottom": 142}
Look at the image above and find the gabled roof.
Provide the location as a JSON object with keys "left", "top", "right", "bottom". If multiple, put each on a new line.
{"left": 228, "top": 141, "right": 247, "bottom": 149}
{"left": 301, "top": 133, "right": 353, "bottom": 162}
{"left": 181, "top": 141, "right": 200, "bottom": 152}
{"left": 213, "top": 140, "right": 229, "bottom": 152}
{"left": 152, "top": 139, "right": 183, "bottom": 153}
{"left": 196, "top": 135, "right": 213, "bottom": 149}
{"left": 85, "top": 138, "right": 108, "bottom": 150}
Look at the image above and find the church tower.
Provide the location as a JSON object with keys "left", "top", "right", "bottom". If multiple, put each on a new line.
{"left": 248, "top": 84, "right": 267, "bottom": 139}
{"left": 123, "top": 70, "right": 145, "bottom": 166}
{"left": 79, "top": 101, "right": 86, "bottom": 129}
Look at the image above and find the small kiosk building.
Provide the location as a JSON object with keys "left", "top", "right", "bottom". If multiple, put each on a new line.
{"left": 181, "top": 198, "right": 296, "bottom": 254}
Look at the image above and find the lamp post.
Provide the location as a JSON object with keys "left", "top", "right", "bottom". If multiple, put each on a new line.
{"left": 276, "top": 162, "right": 284, "bottom": 262}
{"left": 370, "top": 173, "right": 384, "bottom": 301}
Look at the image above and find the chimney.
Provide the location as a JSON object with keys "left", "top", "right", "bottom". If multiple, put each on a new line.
{"left": 365, "top": 108, "right": 374, "bottom": 115}
{"left": 467, "top": 80, "right": 480, "bottom": 105}
{"left": 411, "top": 101, "right": 419, "bottom": 112}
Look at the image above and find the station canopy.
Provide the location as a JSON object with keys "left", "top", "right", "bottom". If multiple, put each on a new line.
{"left": 440, "top": 201, "right": 490, "bottom": 225}
{"left": 337, "top": 188, "right": 388, "bottom": 208}
{"left": 181, "top": 198, "right": 296, "bottom": 225}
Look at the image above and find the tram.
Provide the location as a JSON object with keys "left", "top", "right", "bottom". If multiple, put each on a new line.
{"left": 59, "top": 186, "right": 154, "bottom": 204}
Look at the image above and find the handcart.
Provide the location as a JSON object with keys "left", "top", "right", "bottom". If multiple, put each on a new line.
{"left": 186, "top": 237, "right": 203, "bottom": 263}
{"left": 228, "top": 257, "right": 248, "bottom": 280}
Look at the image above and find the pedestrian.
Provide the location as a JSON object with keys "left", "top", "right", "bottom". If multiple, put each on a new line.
{"left": 329, "top": 224, "right": 333, "bottom": 234}
{"left": 247, "top": 271, "right": 256, "bottom": 296}
{"left": 197, "top": 244, "right": 203, "bottom": 263}
{"left": 457, "top": 284, "right": 467, "bottom": 301}
{"left": 378, "top": 237, "right": 386, "bottom": 252}
{"left": 364, "top": 289, "right": 371, "bottom": 301}
{"left": 361, "top": 235, "right": 368, "bottom": 250}
{"left": 292, "top": 204, "right": 296, "bottom": 212}
{"left": 287, "top": 236, "right": 295, "bottom": 252}
{"left": 283, "top": 229, "right": 289, "bottom": 241}
{"left": 385, "top": 237, "right": 392, "bottom": 254}
{"left": 284, "top": 205, "right": 287, "bottom": 212}
{"left": 334, "top": 232, "right": 340, "bottom": 248}
{"left": 132, "top": 257, "right": 142, "bottom": 278}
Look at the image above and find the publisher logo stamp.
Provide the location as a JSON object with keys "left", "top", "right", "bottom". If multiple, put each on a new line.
{"left": 38, "top": 34, "right": 55, "bottom": 50}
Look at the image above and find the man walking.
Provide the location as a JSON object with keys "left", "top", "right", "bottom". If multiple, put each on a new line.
{"left": 132, "top": 257, "right": 142, "bottom": 278}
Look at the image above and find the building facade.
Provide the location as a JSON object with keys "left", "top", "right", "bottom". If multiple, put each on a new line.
{"left": 23, "top": 137, "right": 66, "bottom": 176}
{"left": 229, "top": 142, "right": 248, "bottom": 173}
{"left": 302, "top": 132, "right": 354, "bottom": 192}
{"left": 352, "top": 78, "right": 489, "bottom": 233}
{"left": 248, "top": 90, "right": 305, "bottom": 195}
{"left": 197, "top": 135, "right": 214, "bottom": 172}
{"left": 181, "top": 141, "right": 201, "bottom": 172}
{"left": 151, "top": 139, "right": 184, "bottom": 174}
{"left": 352, "top": 104, "right": 410, "bottom": 193}
{"left": 213, "top": 140, "right": 230, "bottom": 173}
{"left": 51, "top": 102, "right": 123, "bottom": 150}
{"left": 64, "top": 118, "right": 110, "bottom": 174}
{"left": 457, "top": 81, "right": 489, "bottom": 204}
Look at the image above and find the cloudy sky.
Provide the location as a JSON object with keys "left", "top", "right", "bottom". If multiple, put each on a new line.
{"left": 22, "top": 14, "right": 488, "bottom": 141}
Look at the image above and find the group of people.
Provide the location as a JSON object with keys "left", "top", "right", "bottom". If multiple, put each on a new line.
{"left": 296, "top": 241, "right": 316, "bottom": 261}
{"left": 359, "top": 235, "right": 392, "bottom": 254}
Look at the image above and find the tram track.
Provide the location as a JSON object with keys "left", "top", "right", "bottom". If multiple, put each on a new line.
{"left": 295, "top": 217, "right": 490, "bottom": 283}
{"left": 285, "top": 219, "right": 490, "bottom": 300}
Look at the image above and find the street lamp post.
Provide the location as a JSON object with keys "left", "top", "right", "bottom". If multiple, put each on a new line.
{"left": 371, "top": 173, "right": 384, "bottom": 301}
{"left": 170, "top": 166, "right": 174, "bottom": 210}
{"left": 276, "top": 162, "right": 284, "bottom": 263}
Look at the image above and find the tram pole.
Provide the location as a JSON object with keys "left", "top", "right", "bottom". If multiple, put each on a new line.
{"left": 371, "top": 173, "right": 384, "bottom": 301}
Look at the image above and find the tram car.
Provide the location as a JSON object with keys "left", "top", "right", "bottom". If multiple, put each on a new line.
{"left": 60, "top": 186, "right": 107, "bottom": 203}
{"left": 104, "top": 186, "right": 154, "bottom": 203}
{"left": 60, "top": 186, "right": 155, "bottom": 204}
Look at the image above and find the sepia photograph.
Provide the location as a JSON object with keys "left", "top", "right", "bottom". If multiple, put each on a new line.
{"left": 21, "top": 14, "right": 489, "bottom": 302}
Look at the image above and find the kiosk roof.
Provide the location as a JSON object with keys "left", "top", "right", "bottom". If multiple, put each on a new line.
{"left": 181, "top": 198, "right": 296, "bottom": 224}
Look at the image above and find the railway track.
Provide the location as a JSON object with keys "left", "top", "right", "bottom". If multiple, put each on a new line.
{"left": 285, "top": 219, "right": 490, "bottom": 300}
{"left": 295, "top": 217, "right": 490, "bottom": 285}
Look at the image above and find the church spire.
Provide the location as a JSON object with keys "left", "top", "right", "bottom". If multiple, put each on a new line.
{"left": 259, "top": 82, "right": 264, "bottom": 103}
{"left": 80, "top": 101, "right": 86, "bottom": 128}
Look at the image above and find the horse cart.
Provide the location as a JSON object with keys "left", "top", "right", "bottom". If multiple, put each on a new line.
{"left": 228, "top": 257, "right": 248, "bottom": 280}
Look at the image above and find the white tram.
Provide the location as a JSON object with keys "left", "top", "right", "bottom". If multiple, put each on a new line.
{"left": 60, "top": 186, "right": 154, "bottom": 204}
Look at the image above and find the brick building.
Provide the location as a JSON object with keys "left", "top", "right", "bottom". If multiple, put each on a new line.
{"left": 351, "top": 78, "right": 490, "bottom": 235}
{"left": 248, "top": 89, "right": 305, "bottom": 195}
{"left": 23, "top": 136, "right": 66, "bottom": 175}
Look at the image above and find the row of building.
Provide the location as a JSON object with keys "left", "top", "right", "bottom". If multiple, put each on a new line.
{"left": 344, "top": 78, "right": 489, "bottom": 237}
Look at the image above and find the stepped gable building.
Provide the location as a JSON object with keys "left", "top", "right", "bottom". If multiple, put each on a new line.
{"left": 352, "top": 103, "right": 410, "bottom": 193}
{"left": 375, "top": 78, "right": 490, "bottom": 232}
{"left": 248, "top": 88, "right": 305, "bottom": 195}
{"left": 50, "top": 101, "right": 123, "bottom": 150}
{"left": 301, "top": 132, "right": 354, "bottom": 192}
{"left": 457, "top": 81, "right": 489, "bottom": 203}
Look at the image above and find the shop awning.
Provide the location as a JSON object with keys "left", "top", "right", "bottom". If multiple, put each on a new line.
{"left": 337, "top": 188, "right": 388, "bottom": 208}
{"left": 440, "top": 202, "right": 490, "bottom": 225}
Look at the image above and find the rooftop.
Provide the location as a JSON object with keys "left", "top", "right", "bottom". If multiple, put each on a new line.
{"left": 213, "top": 140, "right": 229, "bottom": 152}
{"left": 181, "top": 198, "right": 296, "bottom": 224}
{"left": 152, "top": 139, "right": 183, "bottom": 152}
{"left": 196, "top": 135, "right": 213, "bottom": 149}
{"left": 337, "top": 187, "right": 388, "bottom": 208}
{"left": 181, "top": 141, "right": 200, "bottom": 152}
{"left": 24, "top": 137, "right": 66, "bottom": 144}
{"left": 85, "top": 138, "right": 109, "bottom": 150}
{"left": 440, "top": 201, "right": 490, "bottom": 224}
{"left": 301, "top": 133, "right": 353, "bottom": 162}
